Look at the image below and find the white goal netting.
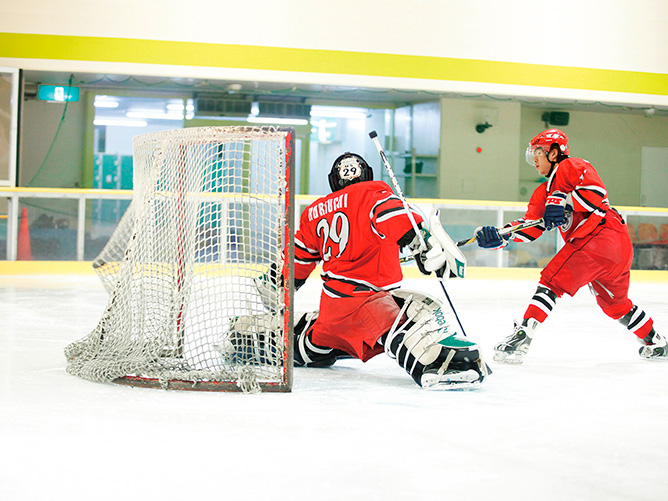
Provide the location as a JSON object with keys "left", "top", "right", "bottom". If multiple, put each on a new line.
{"left": 66, "top": 126, "right": 295, "bottom": 392}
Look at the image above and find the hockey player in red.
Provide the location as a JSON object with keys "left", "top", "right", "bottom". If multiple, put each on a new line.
{"left": 282, "top": 152, "right": 488, "bottom": 388}
{"left": 475, "top": 129, "right": 664, "bottom": 364}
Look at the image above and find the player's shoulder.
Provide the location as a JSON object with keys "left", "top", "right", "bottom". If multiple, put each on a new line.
{"left": 305, "top": 181, "right": 394, "bottom": 211}
{"left": 530, "top": 180, "right": 548, "bottom": 196}
{"left": 305, "top": 192, "right": 329, "bottom": 210}
{"left": 559, "top": 156, "right": 594, "bottom": 172}
{"left": 554, "top": 157, "right": 601, "bottom": 185}
{"left": 347, "top": 180, "right": 393, "bottom": 194}
{"left": 338, "top": 180, "right": 395, "bottom": 204}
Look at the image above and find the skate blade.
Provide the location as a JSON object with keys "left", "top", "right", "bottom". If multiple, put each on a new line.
{"left": 640, "top": 350, "right": 668, "bottom": 360}
{"left": 422, "top": 380, "right": 483, "bottom": 391}
{"left": 493, "top": 351, "right": 525, "bottom": 365}
{"left": 421, "top": 369, "right": 483, "bottom": 390}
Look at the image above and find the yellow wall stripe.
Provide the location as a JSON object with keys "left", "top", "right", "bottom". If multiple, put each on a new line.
{"left": 0, "top": 261, "right": 96, "bottom": 275}
{"left": 1, "top": 32, "right": 667, "bottom": 96}
{"left": 0, "top": 261, "right": 665, "bottom": 283}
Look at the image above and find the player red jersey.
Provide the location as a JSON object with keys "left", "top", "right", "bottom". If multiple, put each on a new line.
{"left": 508, "top": 157, "right": 611, "bottom": 243}
{"left": 507, "top": 156, "right": 637, "bottom": 321}
{"left": 483, "top": 129, "right": 661, "bottom": 363}
{"left": 294, "top": 180, "right": 423, "bottom": 298}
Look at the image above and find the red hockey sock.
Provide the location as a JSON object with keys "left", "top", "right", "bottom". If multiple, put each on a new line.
{"left": 633, "top": 318, "right": 654, "bottom": 340}
{"left": 616, "top": 304, "right": 654, "bottom": 340}
{"left": 522, "top": 284, "right": 557, "bottom": 324}
{"left": 523, "top": 304, "right": 548, "bottom": 324}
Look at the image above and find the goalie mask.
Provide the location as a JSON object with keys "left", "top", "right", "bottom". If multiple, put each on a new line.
{"left": 328, "top": 152, "right": 373, "bottom": 192}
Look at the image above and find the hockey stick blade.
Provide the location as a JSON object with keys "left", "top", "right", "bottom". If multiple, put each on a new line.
{"left": 455, "top": 218, "right": 544, "bottom": 247}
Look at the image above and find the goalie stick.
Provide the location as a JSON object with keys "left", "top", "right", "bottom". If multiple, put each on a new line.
{"left": 369, "top": 130, "right": 468, "bottom": 337}
{"left": 369, "top": 131, "right": 427, "bottom": 251}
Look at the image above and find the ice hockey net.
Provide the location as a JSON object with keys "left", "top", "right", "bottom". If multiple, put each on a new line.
{"left": 66, "top": 126, "right": 295, "bottom": 392}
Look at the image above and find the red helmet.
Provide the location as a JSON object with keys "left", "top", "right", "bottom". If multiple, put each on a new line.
{"left": 526, "top": 129, "right": 569, "bottom": 165}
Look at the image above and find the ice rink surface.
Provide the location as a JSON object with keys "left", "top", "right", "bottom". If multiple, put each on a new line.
{"left": 1, "top": 273, "right": 667, "bottom": 501}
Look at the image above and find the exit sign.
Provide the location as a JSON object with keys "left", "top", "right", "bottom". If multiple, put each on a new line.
{"left": 38, "top": 84, "right": 80, "bottom": 102}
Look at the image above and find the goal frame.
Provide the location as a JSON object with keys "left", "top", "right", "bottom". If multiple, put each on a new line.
{"left": 114, "top": 128, "right": 296, "bottom": 392}
{"left": 70, "top": 126, "right": 296, "bottom": 392}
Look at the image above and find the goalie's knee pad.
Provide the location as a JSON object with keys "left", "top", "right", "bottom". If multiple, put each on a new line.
{"left": 389, "top": 289, "right": 452, "bottom": 330}
{"left": 293, "top": 312, "right": 348, "bottom": 368}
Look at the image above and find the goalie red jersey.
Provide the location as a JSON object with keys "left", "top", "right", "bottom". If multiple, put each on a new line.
{"left": 293, "top": 179, "right": 425, "bottom": 361}
{"left": 285, "top": 152, "right": 488, "bottom": 386}
{"left": 294, "top": 180, "right": 423, "bottom": 298}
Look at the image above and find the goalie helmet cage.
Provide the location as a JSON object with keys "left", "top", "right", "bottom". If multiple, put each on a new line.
{"left": 66, "top": 126, "right": 295, "bottom": 393}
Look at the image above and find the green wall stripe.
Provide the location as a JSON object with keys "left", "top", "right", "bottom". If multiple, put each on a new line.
{"left": 1, "top": 32, "right": 667, "bottom": 96}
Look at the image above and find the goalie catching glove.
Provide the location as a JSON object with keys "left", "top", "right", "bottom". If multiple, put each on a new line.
{"left": 254, "top": 262, "right": 306, "bottom": 313}
{"left": 401, "top": 208, "right": 466, "bottom": 279}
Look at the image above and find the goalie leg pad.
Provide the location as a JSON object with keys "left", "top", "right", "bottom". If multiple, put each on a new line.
{"left": 383, "top": 290, "right": 487, "bottom": 389}
{"left": 386, "top": 328, "right": 486, "bottom": 389}
{"left": 390, "top": 288, "right": 467, "bottom": 338}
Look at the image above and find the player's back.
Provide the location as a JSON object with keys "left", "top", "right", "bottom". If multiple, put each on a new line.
{"left": 298, "top": 180, "right": 417, "bottom": 290}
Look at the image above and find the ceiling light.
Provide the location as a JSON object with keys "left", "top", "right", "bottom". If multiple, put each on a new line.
{"left": 310, "top": 105, "right": 368, "bottom": 119}
{"left": 125, "top": 111, "right": 184, "bottom": 120}
{"left": 94, "top": 100, "right": 119, "bottom": 108}
{"left": 94, "top": 118, "right": 148, "bottom": 127}
{"left": 247, "top": 116, "right": 308, "bottom": 125}
{"left": 166, "top": 103, "right": 193, "bottom": 112}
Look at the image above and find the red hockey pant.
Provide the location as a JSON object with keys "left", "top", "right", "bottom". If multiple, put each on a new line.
{"left": 311, "top": 290, "right": 400, "bottom": 362}
{"left": 539, "top": 217, "right": 635, "bottom": 322}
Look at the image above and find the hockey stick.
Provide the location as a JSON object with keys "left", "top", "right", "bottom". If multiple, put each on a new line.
{"left": 455, "top": 218, "right": 545, "bottom": 247}
{"left": 369, "top": 130, "right": 468, "bottom": 337}
{"left": 399, "top": 218, "right": 545, "bottom": 264}
{"left": 369, "top": 131, "right": 427, "bottom": 250}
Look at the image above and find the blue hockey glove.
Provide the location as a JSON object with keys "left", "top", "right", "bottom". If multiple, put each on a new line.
{"left": 475, "top": 226, "right": 506, "bottom": 249}
{"left": 544, "top": 191, "right": 567, "bottom": 231}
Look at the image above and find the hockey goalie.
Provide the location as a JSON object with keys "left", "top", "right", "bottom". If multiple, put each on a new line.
{"left": 247, "top": 152, "right": 490, "bottom": 389}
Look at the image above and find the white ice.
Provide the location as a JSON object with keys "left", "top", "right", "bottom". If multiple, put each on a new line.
{"left": 1, "top": 274, "right": 667, "bottom": 501}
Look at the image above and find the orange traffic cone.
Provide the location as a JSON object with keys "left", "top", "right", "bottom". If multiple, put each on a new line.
{"left": 17, "top": 207, "right": 33, "bottom": 260}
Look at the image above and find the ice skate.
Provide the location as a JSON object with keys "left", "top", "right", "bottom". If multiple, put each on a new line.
{"left": 493, "top": 319, "right": 539, "bottom": 364}
{"left": 639, "top": 329, "right": 668, "bottom": 360}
